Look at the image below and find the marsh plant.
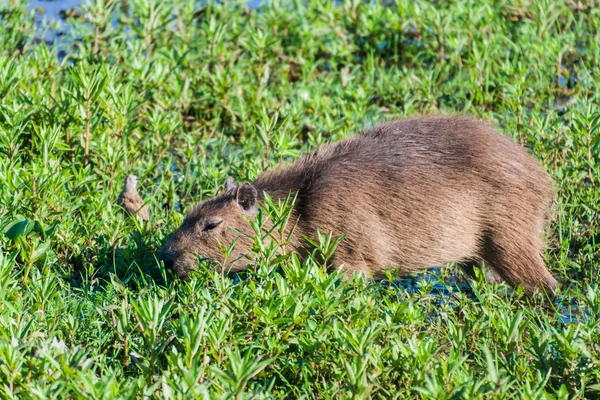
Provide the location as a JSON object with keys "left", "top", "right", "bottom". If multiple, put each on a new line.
{"left": 0, "top": 0, "right": 599, "bottom": 398}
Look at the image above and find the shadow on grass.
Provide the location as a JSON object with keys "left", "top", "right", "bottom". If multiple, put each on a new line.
{"left": 66, "top": 233, "right": 589, "bottom": 326}
{"left": 67, "top": 230, "right": 173, "bottom": 292}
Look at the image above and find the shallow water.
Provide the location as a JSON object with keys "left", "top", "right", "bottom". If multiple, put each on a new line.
{"left": 28, "top": 0, "right": 79, "bottom": 50}
{"left": 30, "top": 0, "right": 82, "bottom": 21}
{"left": 28, "top": 0, "right": 264, "bottom": 58}
{"left": 29, "top": 0, "right": 263, "bottom": 25}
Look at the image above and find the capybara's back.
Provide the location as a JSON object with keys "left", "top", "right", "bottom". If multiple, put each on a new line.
{"left": 159, "top": 115, "right": 558, "bottom": 296}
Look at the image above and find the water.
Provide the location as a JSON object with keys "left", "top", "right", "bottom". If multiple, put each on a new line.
{"left": 28, "top": 0, "right": 264, "bottom": 52}
{"left": 29, "top": 0, "right": 263, "bottom": 27}
{"left": 30, "top": 0, "right": 82, "bottom": 22}
{"left": 28, "top": 0, "right": 80, "bottom": 52}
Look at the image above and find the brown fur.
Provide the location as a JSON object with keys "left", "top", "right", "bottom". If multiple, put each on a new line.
{"left": 159, "top": 116, "right": 558, "bottom": 296}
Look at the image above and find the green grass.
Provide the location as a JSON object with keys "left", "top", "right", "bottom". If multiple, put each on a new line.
{"left": 1, "top": 0, "right": 599, "bottom": 397}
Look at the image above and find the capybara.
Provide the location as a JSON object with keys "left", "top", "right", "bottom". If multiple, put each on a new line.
{"left": 159, "top": 115, "right": 558, "bottom": 296}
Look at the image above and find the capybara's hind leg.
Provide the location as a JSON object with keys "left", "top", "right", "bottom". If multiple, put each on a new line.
{"left": 484, "top": 232, "right": 558, "bottom": 296}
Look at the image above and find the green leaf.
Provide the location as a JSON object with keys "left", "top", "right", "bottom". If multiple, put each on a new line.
{"left": 42, "top": 220, "right": 60, "bottom": 239}
{"left": 4, "top": 217, "right": 33, "bottom": 241}
{"left": 32, "top": 241, "right": 52, "bottom": 262}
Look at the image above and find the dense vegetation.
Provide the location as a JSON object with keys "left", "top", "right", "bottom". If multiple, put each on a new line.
{"left": 1, "top": 0, "right": 599, "bottom": 397}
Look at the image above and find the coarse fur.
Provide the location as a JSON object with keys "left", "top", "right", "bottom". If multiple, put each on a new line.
{"left": 159, "top": 115, "right": 558, "bottom": 296}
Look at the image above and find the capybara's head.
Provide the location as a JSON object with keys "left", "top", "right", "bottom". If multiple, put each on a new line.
{"left": 158, "top": 180, "right": 258, "bottom": 278}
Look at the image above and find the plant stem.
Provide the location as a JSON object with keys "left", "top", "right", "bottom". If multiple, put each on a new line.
{"left": 587, "top": 123, "right": 594, "bottom": 185}
{"left": 85, "top": 97, "right": 91, "bottom": 166}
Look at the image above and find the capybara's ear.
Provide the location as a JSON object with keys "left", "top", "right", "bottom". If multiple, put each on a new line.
{"left": 224, "top": 177, "right": 238, "bottom": 192}
{"left": 236, "top": 182, "right": 257, "bottom": 214}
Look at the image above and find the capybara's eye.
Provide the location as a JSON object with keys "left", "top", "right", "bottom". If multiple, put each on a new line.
{"left": 203, "top": 220, "right": 223, "bottom": 232}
